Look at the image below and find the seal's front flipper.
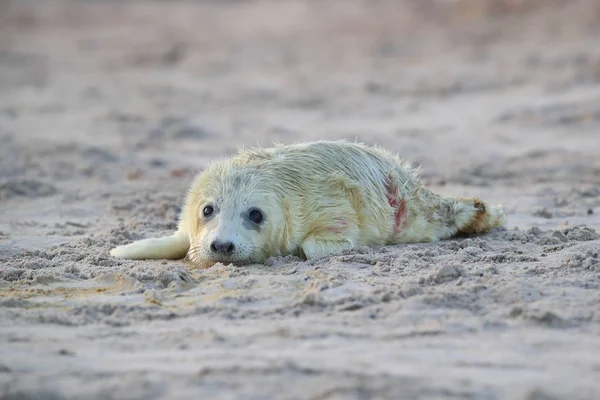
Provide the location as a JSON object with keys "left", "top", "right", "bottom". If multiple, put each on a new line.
{"left": 301, "top": 237, "right": 355, "bottom": 260}
{"left": 110, "top": 229, "right": 189, "bottom": 260}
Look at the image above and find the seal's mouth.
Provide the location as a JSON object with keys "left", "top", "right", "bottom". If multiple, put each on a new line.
{"left": 187, "top": 254, "right": 251, "bottom": 269}
{"left": 209, "top": 256, "right": 237, "bottom": 265}
{"left": 186, "top": 242, "right": 262, "bottom": 268}
{"left": 211, "top": 256, "right": 256, "bottom": 266}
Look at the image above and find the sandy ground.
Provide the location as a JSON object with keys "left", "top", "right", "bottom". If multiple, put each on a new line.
{"left": 1, "top": 0, "right": 600, "bottom": 399}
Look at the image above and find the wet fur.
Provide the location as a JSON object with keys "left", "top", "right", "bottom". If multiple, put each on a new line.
{"left": 110, "top": 140, "right": 507, "bottom": 267}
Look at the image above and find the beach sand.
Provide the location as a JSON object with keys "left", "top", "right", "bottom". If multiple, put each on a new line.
{"left": 1, "top": 0, "right": 600, "bottom": 398}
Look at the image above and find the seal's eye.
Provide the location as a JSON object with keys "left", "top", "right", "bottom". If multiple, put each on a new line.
{"left": 203, "top": 205, "right": 214, "bottom": 217}
{"left": 249, "top": 209, "right": 263, "bottom": 224}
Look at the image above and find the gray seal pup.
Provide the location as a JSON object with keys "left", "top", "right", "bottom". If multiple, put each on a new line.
{"left": 110, "top": 140, "right": 506, "bottom": 268}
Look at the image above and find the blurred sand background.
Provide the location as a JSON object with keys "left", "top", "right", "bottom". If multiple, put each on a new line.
{"left": 1, "top": 0, "right": 600, "bottom": 398}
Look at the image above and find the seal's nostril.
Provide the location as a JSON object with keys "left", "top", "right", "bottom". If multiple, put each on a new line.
{"left": 210, "top": 240, "right": 235, "bottom": 255}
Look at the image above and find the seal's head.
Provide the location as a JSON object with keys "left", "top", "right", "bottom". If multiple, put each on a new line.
{"left": 185, "top": 163, "right": 287, "bottom": 268}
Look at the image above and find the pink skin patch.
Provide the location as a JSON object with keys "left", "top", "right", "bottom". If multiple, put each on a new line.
{"left": 328, "top": 217, "right": 349, "bottom": 234}
{"left": 385, "top": 173, "right": 407, "bottom": 234}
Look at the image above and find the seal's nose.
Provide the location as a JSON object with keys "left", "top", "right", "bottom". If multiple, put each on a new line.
{"left": 210, "top": 240, "right": 235, "bottom": 255}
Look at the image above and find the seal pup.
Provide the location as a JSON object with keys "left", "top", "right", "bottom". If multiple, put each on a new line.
{"left": 110, "top": 140, "right": 506, "bottom": 268}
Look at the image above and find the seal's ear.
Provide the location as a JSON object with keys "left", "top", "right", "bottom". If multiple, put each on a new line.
{"left": 110, "top": 229, "right": 189, "bottom": 260}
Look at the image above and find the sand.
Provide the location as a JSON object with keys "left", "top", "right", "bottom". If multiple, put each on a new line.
{"left": 1, "top": 0, "right": 600, "bottom": 399}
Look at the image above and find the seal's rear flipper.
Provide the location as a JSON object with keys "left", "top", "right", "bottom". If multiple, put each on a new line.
{"left": 110, "top": 230, "right": 189, "bottom": 260}
{"left": 452, "top": 197, "right": 507, "bottom": 235}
